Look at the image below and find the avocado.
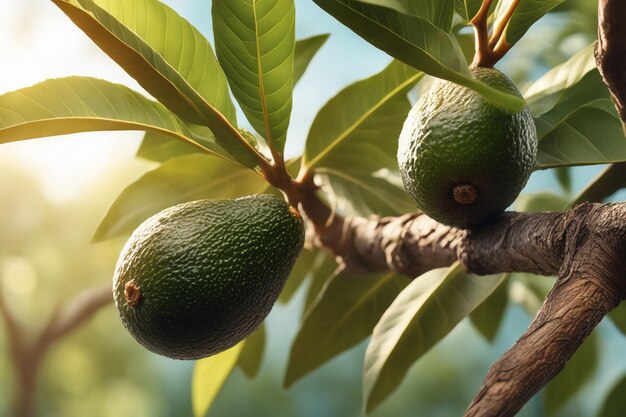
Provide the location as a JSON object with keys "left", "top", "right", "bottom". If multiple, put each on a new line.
{"left": 397, "top": 67, "right": 537, "bottom": 229}
{"left": 113, "top": 194, "right": 304, "bottom": 360}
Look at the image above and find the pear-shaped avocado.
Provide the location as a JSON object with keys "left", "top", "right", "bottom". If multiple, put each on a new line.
{"left": 397, "top": 67, "right": 537, "bottom": 229}
{"left": 113, "top": 194, "right": 304, "bottom": 360}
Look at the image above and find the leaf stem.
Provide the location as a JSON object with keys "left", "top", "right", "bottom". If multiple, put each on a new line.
{"left": 489, "top": 0, "right": 521, "bottom": 49}
{"left": 470, "top": 0, "right": 494, "bottom": 68}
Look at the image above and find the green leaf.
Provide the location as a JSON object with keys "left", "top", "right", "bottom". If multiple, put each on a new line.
{"left": 509, "top": 273, "right": 555, "bottom": 315}
{"left": 469, "top": 273, "right": 509, "bottom": 342}
{"left": 516, "top": 192, "right": 568, "bottom": 213}
{"left": 294, "top": 34, "right": 330, "bottom": 85}
{"left": 192, "top": 343, "right": 243, "bottom": 417}
{"left": 608, "top": 303, "right": 626, "bottom": 335}
{"left": 279, "top": 248, "right": 319, "bottom": 304}
{"left": 495, "top": 0, "right": 566, "bottom": 46}
{"left": 317, "top": 170, "right": 415, "bottom": 217}
{"left": 599, "top": 375, "right": 626, "bottom": 417}
{"left": 238, "top": 324, "right": 266, "bottom": 378}
{"left": 0, "top": 77, "right": 227, "bottom": 157}
{"left": 571, "top": 163, "right": 626, "bottom": 207}
{"left": 524, "top": 44, "right": 597, "bottom": 116}
{"left": 93, "top": 154, "right": 267, "bottom": 241}
{"left": 555, "top": 167, "right": 572, "bottom": 194}
{"left": 213, "top": 0, "right": 295, "bottom": 154}
{"left": 361, "top": 0, "right": 455, "bottom": 31}
{"left": 454, "top": 0, "right": 483, "bottom": 21}
{"left": 544, "top": 332, "right": 598, "bottom": 415}
{"left": 363, "top": 263, "right": 504, "bottom": 411}
{"left": 284, "top": 270, "right": 408, "bottom": 388}
{"left": 136, "top": 132, "right": 200, "bottom": 162}
{"left": 304, "top": 253, "right": 340, "bottom": 310}
{"left": 303, "top": 60, "right": 422, "bottom": 170}
{"left": 312, "top": 0, "right": 525, "bottom": 112}
{"left": 52, "top": 0, "right": 262, "bottom": 168}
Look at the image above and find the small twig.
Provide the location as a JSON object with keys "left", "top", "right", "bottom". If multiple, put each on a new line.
{"left": 489, "top": 0, "right": 521, "bottom": 48}
{"left": 470, "top": 0, "right": 494, "bottom": 67}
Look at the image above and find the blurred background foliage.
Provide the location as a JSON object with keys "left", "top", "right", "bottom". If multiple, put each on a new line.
{"left": 2, "top": 0, "right": 626, "bottom": 417}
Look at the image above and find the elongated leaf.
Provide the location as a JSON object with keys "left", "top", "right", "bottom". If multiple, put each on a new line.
{"left": 192, "top": 343, "right": 243, "bottom": 417}
{"left": 361, "top": 0, "right": 454, "bottom": 31}
{"left": 536, "top": 100, "right": 626, "bottom": 169}
{"left": 285, "top": 270, "right": 408, "bottom": 388}
{"left": 137, "top": 35, "right": 328, "bottom": 163}
{"left": 312, "top": 0, "right": 525, "bottom": 112}
{"left": 469, "top": 273, "right": 509, "bottom": 342}
{"left": 52, "top": 0, "right": 262, "bottom": 167}
{"left": 303, "top": 60, "right": 421, "bottom": 170}
{"left": 544, "top": 332, "right": 597, "bottom": 415}
{"left": 213, "top": 0, "right": 295, "bottom": 153}
{"left": 93, "top": 154, "right": 267, "bottom": 241}
{"left": 364, "top": 263, "right": 504, "bottom": 411}
{"left": 524, "top": 44, "right": 597, "bottom": 115}
{"left": 317, "top": 169, "right": 415, "bottom": 217}
{"left": 238, "top": 324, "right": 266, "bottom": 378}
{"left": 599, "top": 375, "right": 626, "bottom": 417}
{"left": 454, "top": 0, "right": 483, "bottom": 21}
{"left": 495, "top": 0, "right": 566, "bottom": 46}
{"left": 571, "top": 163, "right": 626, "bottom": 206}
{"left": 0, "top": 77, "right": 226, "bottom": 156}
{"left": 294, "top": 34, "right": 330, "bottom": 84}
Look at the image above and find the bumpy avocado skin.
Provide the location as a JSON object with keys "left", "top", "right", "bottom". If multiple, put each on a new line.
{"left": 113, "top": 194, "right": 304, "bottom": 360}
{"left": 397, "top": 67, "right": 537, "bottom": 229}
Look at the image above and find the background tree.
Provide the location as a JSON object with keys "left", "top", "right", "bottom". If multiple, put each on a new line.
{"left": 2, "top": 0, "right": 626, "bottom": 416}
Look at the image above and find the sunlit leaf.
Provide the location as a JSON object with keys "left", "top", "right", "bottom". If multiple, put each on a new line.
{"left": 495, "top": 0, "right": 566, "bottom": 46}
{"left": 0, "top": 77, "right": 227, "bottom": 158}
{"left": 599, "top": 374, "right": 626, "bottom": 417}
{"left": 238, "top": 324, "right": 266, "bottom": 378}
{"left": 361, "top": 0, "right": 455, "bottom": 31}
{"left": 52, "top": 0, "right": 262, "bottom": 167}
{"left": 136, "top": 132, "right": 200, "bottom": 162}
{"left": 93, "top": 154, "right": 267, "bottom": 241}
{"left": 303, "top": 60, "right": 421, "bottom": 170}
{"left": 192, "top": 343, "right": 243, "bottom": 417}
{"left": 312, "top": 0, "right": 524, "bottom": 112}
{"left": 213, "top": 0, "right": 295, "bottom": 154}
{"left": 285, "top": 270, "right": 408, "bottom": 388}
{"left": 469, "top": 273, "right": 509, "bottom": 342}
{"left": 317, "top": 169, "right": 415, "bottom": 217}
{"left": 544, "top": 332, "right": 598, "bottom": 415}
{"left": 294, "top": 34, "right": 330, "bottom": 85}
{"left": 571, "top": 163, "right": 626, "bottom": 207}
{"left": 363, "top": 263, "right": 504, "bottom": 411}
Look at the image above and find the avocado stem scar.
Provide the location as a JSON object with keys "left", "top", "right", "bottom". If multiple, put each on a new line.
{"left": 453, "top": 183, "right": 478, "bottom": 205}
{"left": 124, "top": 280, "right": 142, "bottom": 307}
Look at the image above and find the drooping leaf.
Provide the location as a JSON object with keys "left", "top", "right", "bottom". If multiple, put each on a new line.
{"left": 454, "top": 0, "right": 483, "bottom": 21}
{"left": 570, "top": 163, "right": 626, "bottom": 207}
{"left": 192, "top": 343, "right": 243, "bottom": 417}
{"left": 494, "top": 0, "right": 566, "bottom": 46}
{"left": 317, "top": 169, "right": 415, "bottom": 217}
{"left": 544, "top": 332, "right": 598, "bottom": 415}
{"left": 363, "top": 263, "right": 504, "bottom": 411}
{"left": 52, "top": 0, "right": 262, "bottom": 168}
{"left": 599, "top": 374, "right": 626, "bottom": 417}
{"left": 238, "top": 324, "right": 266, "bottom": 378}
{"left": 294, "top": 34, "right": 330, "bottom": 85}
{"left": 284, "top": 270, "right": 409, "bottom": 388}
{"left": 469, "top": 273, "right": 509, "bottom": 342}
{"left": 93, "top": 154, "right": 267, "bottom": 241}
{"left": 213, "top": 0, "right": 295, "bottom": 154}
{"left": 0, "top": 77, "right": 226, "bottom": 158}
{"left": 312, "top": 0, "right": 525, "bottom": 112}
{"left": 360, "top": 0, "right": 455, "bottom": 31}
{"left": 303, "top": 60, "right": 421, "bottom": 170}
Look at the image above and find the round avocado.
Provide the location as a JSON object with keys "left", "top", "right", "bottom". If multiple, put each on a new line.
{"left": 113, "top": 194, "right": 305, "bottom": 360}
{"left": 397, "top": 67, "right": 537, "bottom": 229}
